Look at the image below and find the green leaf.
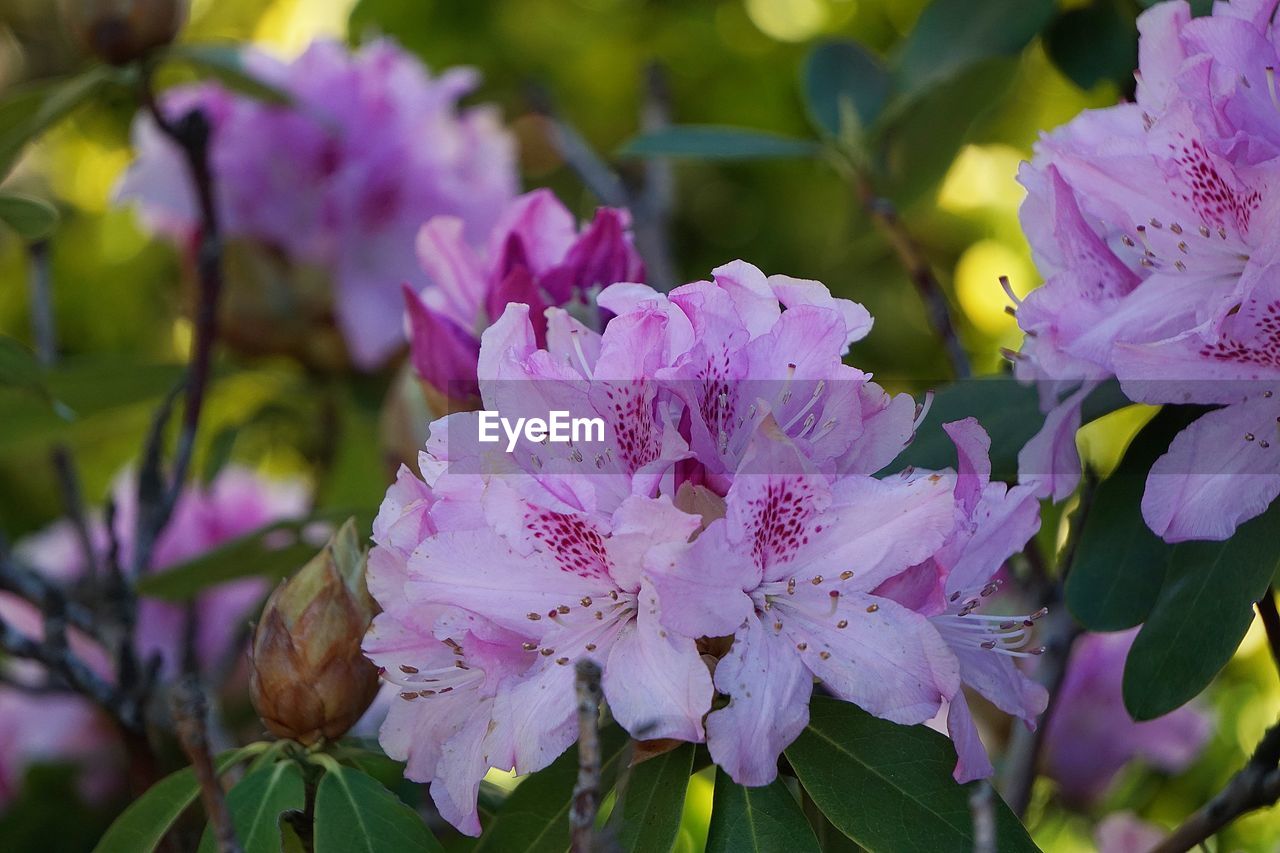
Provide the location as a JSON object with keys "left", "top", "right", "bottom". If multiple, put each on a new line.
{"left": 1123, "top": 501, "right": 1280, "bottom": 720}
{"left": 891, "top": 378, "right": 1128, "bottom": 480}
{"left": 785, "top": 697, "right": 1037, "bottom": 853}
{"left": 893, "top": 0, "right": 1055, "bottom": 101}
{"left": 706, "top": 769, "right": 819, "bottom": 853}
{"left": 880, "top": 58, "right": 1016, "bottom": 205}
{"left": 1044, "top": 0, "right": 1138, "bottom": 92}
{"left": 0, "top": 66, "right": 118, "bottom": 180}
{"left": 802, "top": 40, "right": 890, "bottom": 141}
{"left": 1066, "top": 406, "right": 1205, "bottom": 631}
{"left": 609, "top": 743, "right": 694, "bottom": 853}
{"left": 197, "top": 761, "right": 305, "bottom": 853}
{"left": 0, "top": 336, "right": 49, "bottom": 398}
{"left": 313, "top": 761, "right": 443, "bottom": 853}
{"left": 619, "top": 126, "right": 820, "bottom": 161}
{"left": 94, "top": 744, "right": 266, "bottom": 853}
{"left": 201, "top": 424, "right": 240, "bottom": 486}
{"left": 0, "top": 192, "right": 58, "bottom": 239}
{"left": 0, "top": 358, "right": 186, "bottom": 448}
{"left": 475, "top": 725, "right": 629, "bottom": 853}
{"left": 135, "top": 509, "right": 370, "bottom": 600}
{"left": 162, "top": 43, "right": 292, "bottom": 105}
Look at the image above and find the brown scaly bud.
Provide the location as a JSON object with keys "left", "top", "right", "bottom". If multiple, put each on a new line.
{"left": 249, "top": 518, "right": 380, "bottom": 745}
{"left": 61, "top": 0, "right": 188, "bottom": 66}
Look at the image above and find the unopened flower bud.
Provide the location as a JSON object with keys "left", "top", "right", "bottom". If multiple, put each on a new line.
{"left": 62, "top": 0, "right": 188, "bottom": 65}
{"left": 249, "top": 518, "right": 379, "bottom": 745}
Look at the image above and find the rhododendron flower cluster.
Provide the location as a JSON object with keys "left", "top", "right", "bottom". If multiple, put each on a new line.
{"left": 117, "top": 38, "right": 517, "bottom": 369}
{"left": 366, "top": 261, "right": 1047, "bottom": 834}
{"left": 0, "top": 467, "right": 306, "bottom": 809}
{"left": 1014, "top": 0, "right": 1280, "bottom": 541}
{"left": 404, "top": 189, "right": 644, "bottom": 407}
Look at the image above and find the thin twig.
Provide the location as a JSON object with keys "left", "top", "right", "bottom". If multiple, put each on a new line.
{"left": 1256, "top": 586, "right": 1280, "bottom": 681}
{"left": 134, "top": 70, "right": 224, "bottom": 575}
{"left": 1000, "top": 473, "right": 1096, "bottom": 816}
{"left": 1152, "top": 720, "right": 1280, "bottom": 853}
{"left": 630, "top": 63, "right": 678, "bottom": 293}
{"left": 50, "top": 445, "right": 101, "bottom": 585}
{"left": 27, "top": 240, "right": 55, "bottom": 366}
{"left": 0, "top": 611, "right": 137, "bottom": 729}
{"left": 0, "top": 548, "right": 99, "bottom": 638}
{"left": 969, "top": 781, "right": 996, "bottom": 853}
{"left": 570, "top": 659, "right": 604, "bottom": 853}
{"left": 828, "top": 154, "right": 970, "bottom": 378}
{"left": 172, "top": 675, "right": 241, "bottom": 853}
{"left": 526, "top": 84, "right": 628, "bottom": 207}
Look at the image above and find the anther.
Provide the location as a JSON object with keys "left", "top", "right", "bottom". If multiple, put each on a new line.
{"left": 866, "top": 604, "right": 879, "bottom": 613}
{"left": 836, "top": 619, "right": 848, "bottom": 629}
{"left": 540, "top": 648, "right": 555, "bottom": 656}
{"left": 398, "top": 664, "right": 419, "bottom": 674}
{"left": 840, "top": 570, "right": 853, "bottom": 580}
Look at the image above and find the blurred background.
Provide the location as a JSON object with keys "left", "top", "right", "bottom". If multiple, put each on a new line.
{"left": 0, "top": 0, "right": 1274, "bottom": 850}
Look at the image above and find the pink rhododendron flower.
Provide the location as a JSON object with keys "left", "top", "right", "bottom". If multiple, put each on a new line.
{"left": 367, "top": 261, "right": 1044, "bottom": 830}
{"left": 1014, "top": 0, "right": 1280, "bottom": 540}
{"left": 117, "top": 39, "right": 517, "bottom": 369}
{"left": 1041, "top": 629, "right": 1211, "bottom": 806}
{"left": 877, "top": 420, "right": 1047, "bottom": 783}
{"left": 404, "top": 189, "right": 644, "bottom": 405}
{"left": 1095, "top": 812, "right": 1167, "bottom": 853}
{"left": 0, "top": 466, "right": 306, "bottom": 810}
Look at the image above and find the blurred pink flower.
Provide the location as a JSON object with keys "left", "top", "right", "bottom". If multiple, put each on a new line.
{"left": 117, "top": 39, "right": 517, "bottom": 369}
{"left": 0, "top": 466, "right": 307, "bottom": 811}
{"left": 1014, "top": 0, "right": 1280, "bottom": 540}
{"left": 404, "top": 189, "right": 643, "bottom": 404}
{"left": 1041, "top": 629, "right": 1212, "bottom": 807}
{"left": 1095, "top": 812, "right": 1166, "bottom": 853}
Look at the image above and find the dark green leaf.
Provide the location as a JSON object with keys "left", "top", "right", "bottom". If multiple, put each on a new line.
{"left": 0, "top": 192, "right": 58, "bottom": 239}
{"left": 706, "top": 769, "right": 819, "bottom": 853}
{"left": 135, "top": 509, "right": 371, "bottom": 601}
{"left": 619, "top": 126, "right": 820, "bottom": 161}
{"left": 313, "top": 761, "right": 442, "bottom": 853}
{"left": 802, "top": 40, "right": 890, "bottom": 140}
{"left": 609, "top": 743, "right": 694, "bottom": 853}
{"left": 1066, "top": 406, "right": 1206, "bottom": 631}
{"left": 1044, "top": 0, "right": 1138, "bottom": 91}
{"left": 197, "top": 761, "right": 305, "bottom": 853}
{"left": 0, "top": 336, "right": 49, "bottom": 399}
{"left": 891, "top": 378, "right": 1128, "bottom": 480}
{"left": 785, "top": 697, "right": 1037, "bottom": 852}
{"left": 201, "top": 424, "right": 240, "bottom": 486}
{"left": 162, "top": 43, "right": 292, "bottom": 105}
{"left": 880, "top": 58, "right": 1017, "bottom": 205}
{"left": 0, "top": 358, "right": 187, "bottom": 448}
{"left": 475, "top": 725, "right": 629, "bottom": 853}
{"left": 94, "top": 745, "right": 265, "bottom": 853}
{"left": 894, "top": 0, "right": 1055, "bottom": 100}
{"left": 1124, "top": 502, "right": 1280, "bottom": 720}
{"left": 0, "top": 66, "right": 119, "bottom": 180}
